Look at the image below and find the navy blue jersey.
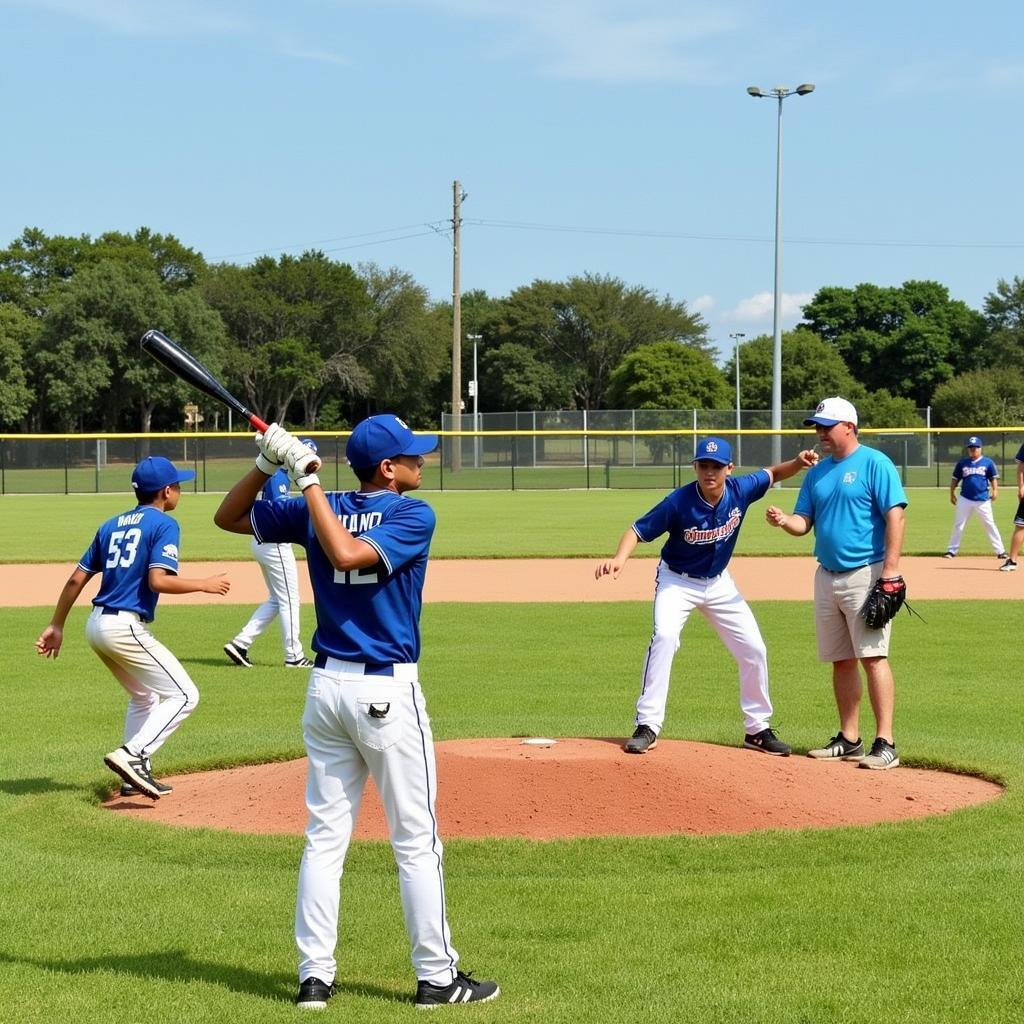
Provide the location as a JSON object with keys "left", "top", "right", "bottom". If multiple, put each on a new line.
{"left": 78, "top": 505, "right": 181, "bottom": 621}
{"left": 952, "top": 455, "right": 997, "bottom": 501}
{"left": 633, "top": 471, "right": 771, "bottom": 577}
{"left": 261, "top": 468, "right": 291, "bottom": 503}
{"left": 251, "top": 489, "right": 435, "bottom": 664}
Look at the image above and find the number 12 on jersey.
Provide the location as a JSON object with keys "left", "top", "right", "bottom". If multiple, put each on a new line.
{"left": 333, "top": 566, "right": 380, "bottom": 585}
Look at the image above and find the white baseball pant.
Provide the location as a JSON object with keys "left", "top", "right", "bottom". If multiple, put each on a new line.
{"left": 946, "top": 496, "right": 1005, "bottom": 555}
{"left": 295, "top": 660, "right": 459, "bottom": 987}
{"left": 634, "top": 561, "right": 773, "bottom": 735}
{"left": 86, "top": 607, "right": 199, "bottom": 758}
{"left": 232, "top": 539, "right": 306, "bottom": 662}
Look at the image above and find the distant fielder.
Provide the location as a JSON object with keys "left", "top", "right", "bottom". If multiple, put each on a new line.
{"left": 943, "top": 435, "right": 1007, "bottom": 560}
{"left": 34, "top": 456, "right": 231, "bottom": 798}
{"left": 224, "top": 438, "right": 318, "bottom": 669}
{"left": 596, "top": 437, "right": 817, "bottom": 756}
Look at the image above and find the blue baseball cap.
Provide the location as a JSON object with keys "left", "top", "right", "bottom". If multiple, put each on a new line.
{"left": 693, "top": 437, "right": 733, "bottom": 465}
{"left": 131, "top": 456, "right": 195, "bottom": 492}
{"left": 966, "top": 435, "right": 983, "bottom": 447}
{"left": 346, "top": 414, "right": 437, "bottom": 468}
{"left": 299, "top": 437, "right": 318, "bottom": 453}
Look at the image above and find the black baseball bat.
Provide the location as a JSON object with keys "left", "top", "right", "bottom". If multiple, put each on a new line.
{"left": 140, "top": 329, "right": 320, "bottom": 471}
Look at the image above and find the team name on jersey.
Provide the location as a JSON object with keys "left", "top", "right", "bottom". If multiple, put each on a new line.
{"left": 682, "top": 507, "right": 742, "bottom": 545}
{"left": 338, "top": 511, "right": 383, "bottom": 534}
{"left": 116, "top": 512, "right": 145, "bottom": 527}
{"left": 961, "top": 465, "right": 989, "bottom": 478}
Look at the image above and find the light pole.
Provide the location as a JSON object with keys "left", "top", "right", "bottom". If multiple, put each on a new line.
{"left": 467, "top": 333, "right": 482, "bottom": 469}
{"left": 746, "top": 82, "right": 815, "bottom": 467}
{"left": 729, "top": 332, "right": 745, "bottom": 468}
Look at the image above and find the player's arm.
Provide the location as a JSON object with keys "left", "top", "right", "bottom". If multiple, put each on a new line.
{"left": 949, "top": 469, "right": 960, "bottom": 505}
{"left": 595, "top": 528, "right": 640, "bottom": 580}
{"left": 990, "top": 469, "right": 998, "bottom": 501}
{"left": 214, "top": 467, "right": 266, "bottom": 534}
{"left": 35, "top": 567, "right": 94, "bottom": 658}
{"left": 882, "top": 504, "right": 905, "bottom": 578}
{"left": 764, "top": 506, "right": 812, "bottom": 536}
{"left": 765, "top": 449, "right": 818, "bottom": 485}
{"left": 301, "top": 485, "right": 380, "bottom": 571}
{"left": 148, "top": 568, "right": 231, "bottom": 596}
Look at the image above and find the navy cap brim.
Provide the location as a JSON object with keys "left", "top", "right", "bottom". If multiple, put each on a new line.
{"left": 399, "top": 434, "right": 438, "bottom": 457}
{"left": 174, "top": 469, "right": 197, "bottom": 484}
{"left": 693, "top": 454, "right": 731, "bottom": 465}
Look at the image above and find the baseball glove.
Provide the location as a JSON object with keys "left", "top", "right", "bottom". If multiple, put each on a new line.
{"left": 860, "top": 575, "right": 907, "bottom": 630}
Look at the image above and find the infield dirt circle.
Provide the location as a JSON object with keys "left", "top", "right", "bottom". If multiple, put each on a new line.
{"left": 69, "top": 555, "right": 1006, "bottom": 839}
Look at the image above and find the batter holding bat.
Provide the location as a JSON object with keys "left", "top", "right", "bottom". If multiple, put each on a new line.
{"left": 597, "top": 437, "right": 817, "bottom": 757}
{"left": 214, "top": 415, "right": 498, "bottom": 1010}
{"left": 34, "top": 456, "right": 231, "bottom": 798}
{"left": 765, "top": 396, "right": 907, "bottom": 770}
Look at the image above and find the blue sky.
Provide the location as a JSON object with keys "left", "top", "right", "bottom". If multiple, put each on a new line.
{"left": 3, "top": 0, "right": 1023, "bottom": 361}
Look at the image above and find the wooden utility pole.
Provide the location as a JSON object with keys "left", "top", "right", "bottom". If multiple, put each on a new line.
{"left": 451, "top": 180, "right": 463, "bottom": 472}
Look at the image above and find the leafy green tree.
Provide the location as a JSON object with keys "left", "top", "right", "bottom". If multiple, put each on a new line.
{"left": 732, "top": 328, "right": 859, "bottom": 415}
{"left": 606, "top": 341, "right": 730, "bottom": 410}
{"left": 930, "top": 368, "right": 1024, "bottom": 428}
{"left": 981, "top": 276, "right": 1024, "bottom": 372}
{"left": 491, "top": 273, "right": 708, "bottom": 410}
{"left": 479, "top": 343, "right": 574, "bottom": 411}
{"left": 801, "top": 280, "right": 986, "bottom": 404}
{"left": 0, "top": 303, "right": 35, "bottom": 426}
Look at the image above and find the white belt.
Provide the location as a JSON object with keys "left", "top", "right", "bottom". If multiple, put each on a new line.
{"left": 316, "top": 657, "right": 418, "bottom": 683}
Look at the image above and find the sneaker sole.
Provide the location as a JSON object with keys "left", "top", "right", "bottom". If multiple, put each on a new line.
{"left": 743, "top": 741, "right": 791, "bottom": 756}
{"left": 296, "top": 1001, "right": 330, "bottom": 1010}
{"left": 223, "top": 644, "right": 252, "bottom": 668}
{"left": 104, "top": 752, "right": 161, "bottom": 800}
{"left": 416, "top": 987, "right": 501, "bottom": 1010}
{"left": 623, "top": 740, "right": 657, "bottom": 754}
{"left": 859, "top": 757, "right": 900, "bottom": 770}
{"left": 807, "top": 749, "right": 865, "bottom": 761}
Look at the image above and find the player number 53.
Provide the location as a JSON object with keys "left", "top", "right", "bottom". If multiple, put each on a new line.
{"left": 106, "top": 528, "right": 142, "bottom": 568}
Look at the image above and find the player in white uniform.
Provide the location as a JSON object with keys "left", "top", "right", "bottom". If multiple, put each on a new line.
{"left": 224, "top": 439, "right": 317, "bottom": 669}
{"left": 214, "top": 415, "right": 499, "bottom": 1011}
{"left": 35, "top": 456, "right": 231, "bottom": 798}
{"left": 943, "top": 435, "right": 1007, "bottom": 559}
{"left": 596, "top": 437, "right": 817, "bottom": 756}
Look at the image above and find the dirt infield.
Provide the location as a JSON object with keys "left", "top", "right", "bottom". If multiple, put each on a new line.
{"left": 3, "top": 554, "right": 1018, "bottom": 606}
{"left": 104, "top": 737, "right": 1002, "bottom": 840}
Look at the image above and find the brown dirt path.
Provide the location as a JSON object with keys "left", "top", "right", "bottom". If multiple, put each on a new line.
{"left": 2, "top": 555, "right": 1017, "bottom": 607}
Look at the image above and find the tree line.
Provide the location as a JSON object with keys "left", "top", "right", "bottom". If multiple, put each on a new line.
{"left": 1, "top": 226, "right": 1021, "bottom": 433}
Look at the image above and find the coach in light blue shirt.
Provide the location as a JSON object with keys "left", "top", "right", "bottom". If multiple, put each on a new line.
{"left": 765, "top": 396, "right": 907, "bottom": 772}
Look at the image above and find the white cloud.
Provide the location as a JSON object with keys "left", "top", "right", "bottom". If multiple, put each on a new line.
{"left": 689, "top": 294, "right": 714, "bottom": 315}
{"left": 721, "top": 291, "right": 813, "bottom": 324}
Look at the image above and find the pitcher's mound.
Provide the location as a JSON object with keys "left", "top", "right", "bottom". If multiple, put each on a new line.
{"left": 104, "top": 738, "right": 1001, "bottom": 839}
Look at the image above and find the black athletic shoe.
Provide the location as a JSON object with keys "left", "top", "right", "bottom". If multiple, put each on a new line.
{"left": 285, "top": 657, "right": 315, "bottom": 668}
{"left": 296, "top": 977, "right": 336, "bottom": 1010}
{"left": 1000, "top": 559, "right": 1018, "bottom": 572}
{"left": 624, "top": 724, "right": 658, "bottom": 754}
{"left": 997, "top": 552, "right": 1009, "bottom": 559}
{"left": 415, "top": 971, "right": 500, "bottom": 1009}
{"left": 807, "top": 732, "right": 865, "bottom": 761}
{"left": 942, "top": 551, "right": 956, "bottom": 559}
{"left": 223, "top": 642, "right": 253, "bottom": 668}
{"left": 120, "top": 759, "right": 172, "bottom": 797}
{"left": 103, "top": 746, "right": 161, "bottom": 799}
{"left": 743, "top": 727, "right": 791, "bottom": 756}
{"left": 859, "top": 737, "right": 900, "bottom": 770}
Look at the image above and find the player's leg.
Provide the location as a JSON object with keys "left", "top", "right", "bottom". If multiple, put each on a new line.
{"left": 634, "top": 564, "right": 697, "bottom": 736}
{"left": 296, "top": 667, "right": 368, "bottom": 988}
{"left": 701, "top": 572, "right": 773, "bottom": 734}
{"left": 976, "top": 499, "right": 1006, "bottom": 555}
{"left": 350, "top": 672, "right": 459, "bottom": 986}
{"left": 831, "top": 658, "right": 864, "bottom": 743}
{"left": 92, "top": 645, "right": 159, "bottom": 743}
{"left": 861, "top": 656, "right": 895, "bottom": 742}
{"left": 232, "top": 540, "right": 281, "bottom": 653}
{"left": 945, "top": 496, "right": 972, "bottom": 554}
{"left": 270, "top": 543, "right": 306, "bottom": 663}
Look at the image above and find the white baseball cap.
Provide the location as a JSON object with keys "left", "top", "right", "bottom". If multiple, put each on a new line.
{"left": 804, "top": 396, "right": 859, "bottom": 428}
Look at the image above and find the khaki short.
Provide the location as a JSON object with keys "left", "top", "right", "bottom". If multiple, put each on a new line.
{"left": 813, "top": 562, "right": 891, "bottom": 662}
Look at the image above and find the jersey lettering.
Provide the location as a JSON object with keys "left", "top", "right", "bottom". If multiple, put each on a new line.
{"left": 106, "top": 528, "right": 142, "bottom": 568}
{"left": 116, "top": 511, "right": 145, "bottom": 527}
{"left": 338, "top": 511, "right": 383, "bottom": 534}
{"left": 682, "top": 508, "right": 742, "bottom": 545}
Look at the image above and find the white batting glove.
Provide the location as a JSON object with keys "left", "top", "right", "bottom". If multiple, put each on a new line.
{"left": 289, "top": 462, "right": 321, "bottom": 492}
{"left": 261, "top": 423, "right": 297, "bottom": 462}
{"left": 254, "top": 426, "right": 284, "bottom": 475}
{"left": 282, "top": 439, "right": 322, "bottom": 476}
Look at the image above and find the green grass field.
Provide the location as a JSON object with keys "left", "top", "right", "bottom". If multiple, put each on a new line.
{"left": 0, "top": 486, "right": 1015, "bottom": 563}
{"left": 1, "top": 600, "right": 1021, "bottom": 1023}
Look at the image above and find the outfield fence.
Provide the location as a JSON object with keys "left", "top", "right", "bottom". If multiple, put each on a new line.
{"left": 1, "top": 427, "right": 1022, "bottom": 494}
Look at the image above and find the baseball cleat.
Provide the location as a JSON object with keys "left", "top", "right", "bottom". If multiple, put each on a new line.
{"left": 1000, "top": 559, "right": 1018, "bottom": 572}
{"left": 285, "top": 657, "right": 315, "bottom": 668}
{"left": 624, "top": 725, "right": 658, "bottom": 754}
{"left": 858, "top": 737, "right": 900, "bottom": 770}
{"left": 997, "top": 552, "right": 1009, "bottom": 559}
{"left": 942, "top": 551, "right": 956, "bottom": 559}
{"left": 743, "top": 727, "right": 791, "bottom": 756}
{"left": 415, "top": 971, "right": 500, "bottom": 1009}
{"left": 807, "top": 733, "right": 865, "bottom": 761}
{"left": 223, "top": 642, "right": 253, "bottom": 668}
{"left": 120, "top": 759, "right": 173, "bottom": 796}
{"left": 295, "top": 977, "right": 336, "bottom": 1009}
{"left": 103, "top": 746, "right": 161, "bottom": 799}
